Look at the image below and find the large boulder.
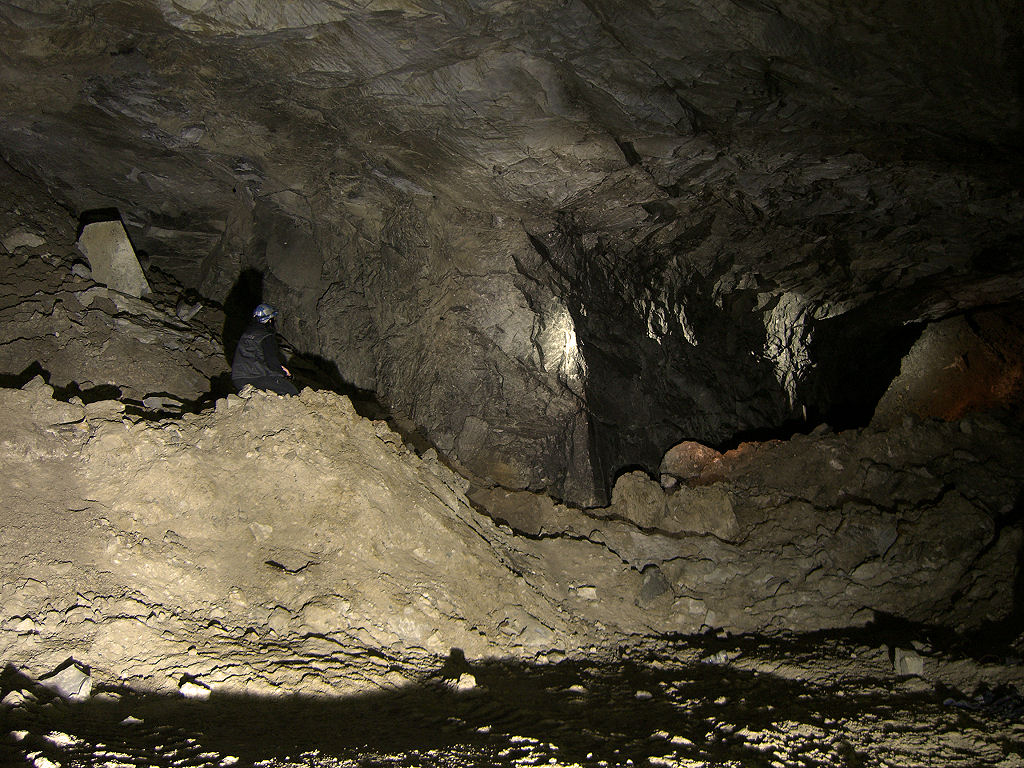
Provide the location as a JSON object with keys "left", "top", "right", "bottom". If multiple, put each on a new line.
{"left": 76, "top": 219, "right": 151, "bottom": 298}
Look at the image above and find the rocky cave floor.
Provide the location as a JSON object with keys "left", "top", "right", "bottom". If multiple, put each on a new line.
{"left": 5, "top": 628, "right": 1024, "bottom": 768}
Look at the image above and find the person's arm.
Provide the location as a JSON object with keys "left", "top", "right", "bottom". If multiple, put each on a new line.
{"left": 260, "top": 333, "right": 288, "bottom": 375}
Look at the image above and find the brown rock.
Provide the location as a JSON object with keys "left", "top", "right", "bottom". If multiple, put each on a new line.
{"left": 664, "top": 486, "right": 739, "bottom": 541}
{"left": 659, "top": 441, "right": 722, "bottom": 482}
{"left": 609, "top": 470, "right": 667, "bottom": 529}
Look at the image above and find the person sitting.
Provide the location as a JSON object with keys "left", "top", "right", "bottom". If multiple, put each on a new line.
{"left": 230, "top": 303, "right": 299, "bottom": 395}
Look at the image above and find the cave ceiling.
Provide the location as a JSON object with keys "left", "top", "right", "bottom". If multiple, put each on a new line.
{"left": 1, "top": 0, "right": 1022, "bottom": 505}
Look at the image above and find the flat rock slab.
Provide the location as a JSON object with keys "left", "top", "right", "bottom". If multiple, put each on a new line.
{"left": 77, "top": 220, "right": 150, "bottom": 298}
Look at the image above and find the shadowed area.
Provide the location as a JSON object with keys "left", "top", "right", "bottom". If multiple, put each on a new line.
{"left": 4, "top": 628, "right": 1023, "bottom": 768}
{"left": 1, "top": 3, "right": 1023, "bottom": 766}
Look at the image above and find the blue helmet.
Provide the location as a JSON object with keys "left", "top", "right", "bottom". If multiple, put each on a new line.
{"left": 253, "top": 303, "right": 278, "bottom": 323}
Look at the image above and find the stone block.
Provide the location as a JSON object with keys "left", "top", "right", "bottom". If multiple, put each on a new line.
{"left": 40, "top": 661, "right": 92, "bottom": 700}
{"left": 660, "top": 440, "right": 721, "bottom": 481}
{"left": 893, "top": 647, "right": 924, "bottom": 676}
{"left": 76, "top": 220, "right": 151, "bottom": 298}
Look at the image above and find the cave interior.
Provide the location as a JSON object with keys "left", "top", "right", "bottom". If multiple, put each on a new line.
{"left": 2, "top": 1, "right": 1024, "bottom": 765}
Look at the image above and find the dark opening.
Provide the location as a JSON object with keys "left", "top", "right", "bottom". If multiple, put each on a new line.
{"left": 75, "top": 207, "right": 125, "bottom": 240}
{"left": 221, "top": 268, "right": 265, "bottom": 366}
{"left": 800, "top": 308, "right": 924, "bottom": 431}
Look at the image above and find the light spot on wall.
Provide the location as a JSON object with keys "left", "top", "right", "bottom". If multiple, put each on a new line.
{"left": 762, "top": 292, "right": 813, "bottom": 408}
{"left": 537, "top": 303, "right": 587, "bottom": 390}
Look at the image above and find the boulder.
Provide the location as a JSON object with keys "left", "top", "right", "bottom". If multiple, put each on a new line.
{"left": 893, "top": 647, "right": 925, "bottom": 677}
{"left": 76, "top": 220, "right": 150, "bottom": 298}
{"left": 664, "top": 486, "right": 739, "bottom": 540}
{"left": 660, "top": 441, "right": 723, "bottom": 483}
{"left": 40, "top": 660, "right": 92, "bottom": 701}
{"left": 609, "top": 471, "right": 667, "bottom": 529}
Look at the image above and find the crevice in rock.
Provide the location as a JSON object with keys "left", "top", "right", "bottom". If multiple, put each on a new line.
{"left": 800, "top": 306, "right": 925, "bottom": 431}
{"left": 264, "top": 560, "right": 316, "bottom": 575}
{"left": 614, "top": 139, "right": 641, "bottom": 166}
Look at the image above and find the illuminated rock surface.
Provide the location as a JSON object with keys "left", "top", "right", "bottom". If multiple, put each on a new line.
{"left": 1, "top": 0, "right": 1021, "bottom": 503}
{"left": 1, "top": 2, "right": 1023, "bottom": 765}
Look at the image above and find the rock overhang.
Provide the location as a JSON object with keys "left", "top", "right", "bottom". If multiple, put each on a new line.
{"left": 0, "top": 0, "right": 1022, "bottom": 504}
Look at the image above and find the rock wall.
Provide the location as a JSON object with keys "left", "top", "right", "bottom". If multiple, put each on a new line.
{"left": 473, "top": 413, "right": 1023, "bottom": 636}
{"left": 234, "top": 196, "right": 598, "bottom": 501}
{"left": 0, "top": 0, "right": 1021, "bottom": 503}
{"left": 873, "top": 305, "right": 1024, "bottom": 429}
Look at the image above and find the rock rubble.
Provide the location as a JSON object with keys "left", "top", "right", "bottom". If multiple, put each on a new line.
{"left": 0, "top": 247, "right": 227, "bottom": 405}
{"left": 2, "top": 371, "right": 1020, "bottom": 697}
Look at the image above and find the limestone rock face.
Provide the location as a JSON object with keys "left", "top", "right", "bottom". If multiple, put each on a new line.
{"left": 872, "top": 305, "right": 1024, "bottom": 428}
{"left": 0, "top": 0, "right": 1021, "bottom": 502}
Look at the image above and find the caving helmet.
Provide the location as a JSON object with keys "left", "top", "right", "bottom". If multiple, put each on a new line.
{"left": 253, "top": 303, "right": 278, "bottom": 323}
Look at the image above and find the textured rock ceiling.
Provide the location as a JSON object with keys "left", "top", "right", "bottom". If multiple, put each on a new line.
{"left": 1, "top": 0, "right": 1022, "bottom": 505}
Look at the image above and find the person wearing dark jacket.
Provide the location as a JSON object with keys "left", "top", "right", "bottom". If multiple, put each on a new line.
{"left": 231, "top": 303, "right": 299, "bottom": 395}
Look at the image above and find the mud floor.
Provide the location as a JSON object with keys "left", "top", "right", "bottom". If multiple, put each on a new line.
{"left": 4, "top": 631, "right": 1023, "bottom": 768}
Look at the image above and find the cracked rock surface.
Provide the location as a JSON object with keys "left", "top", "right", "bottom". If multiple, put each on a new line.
{"left": 2, "top": 373, "right": 1021, "bottom": 696}
{"left": 0, "top": 165, "right": 228, "bottom": 403}
{"left": 1, "top": 0, "right": 1020, "bottom": 503}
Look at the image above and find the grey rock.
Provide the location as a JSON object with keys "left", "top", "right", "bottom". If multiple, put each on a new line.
{"left": 39, "top": 661, "right": 92, "bottom": 701}
{"left": 1, "top": 690, "right": 30, "bottom": 708}
{"left": 2, "top": 230, "right": 45, "bottom": 252}
{"left": 0, "top": 377, "right": 1022, "bottom": 697}
{"left": 0, "top": 0, "right": 1021, "bottom": 695}
{"left": 76, "top": 220, "right": 151, "bottom": 299}
{"left": 141, "top": 395, "right": 183, "bottom": 412}
{"left": 20, "top": 375, "right": 51, "bottom": 394}
{"left": 637, "top": 565, "right": 672, "bottom": 609}
{"left": 894, "top": 647, "right": 925, "bottom": 677}
{"left": 610, "top": 471, "right": 667, "bottom": 529}
{"left": 707, "top": 650, "right": 741, "bottom": 665}
{"left": 664, "top": 486, "right": 739, "bottom": 540}
{"left": 175, "top": 296, "right": 203, "bottom": 322}
{"left": 179, "top": 679, "right": 211, "bottom": 700}
{"left": 448, "top": 673, "right": 477, "bottom": 692}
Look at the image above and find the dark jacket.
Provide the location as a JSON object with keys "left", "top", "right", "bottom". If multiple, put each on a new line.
{"left": 231, "top": 320, "right": 286, "bottom": 383}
